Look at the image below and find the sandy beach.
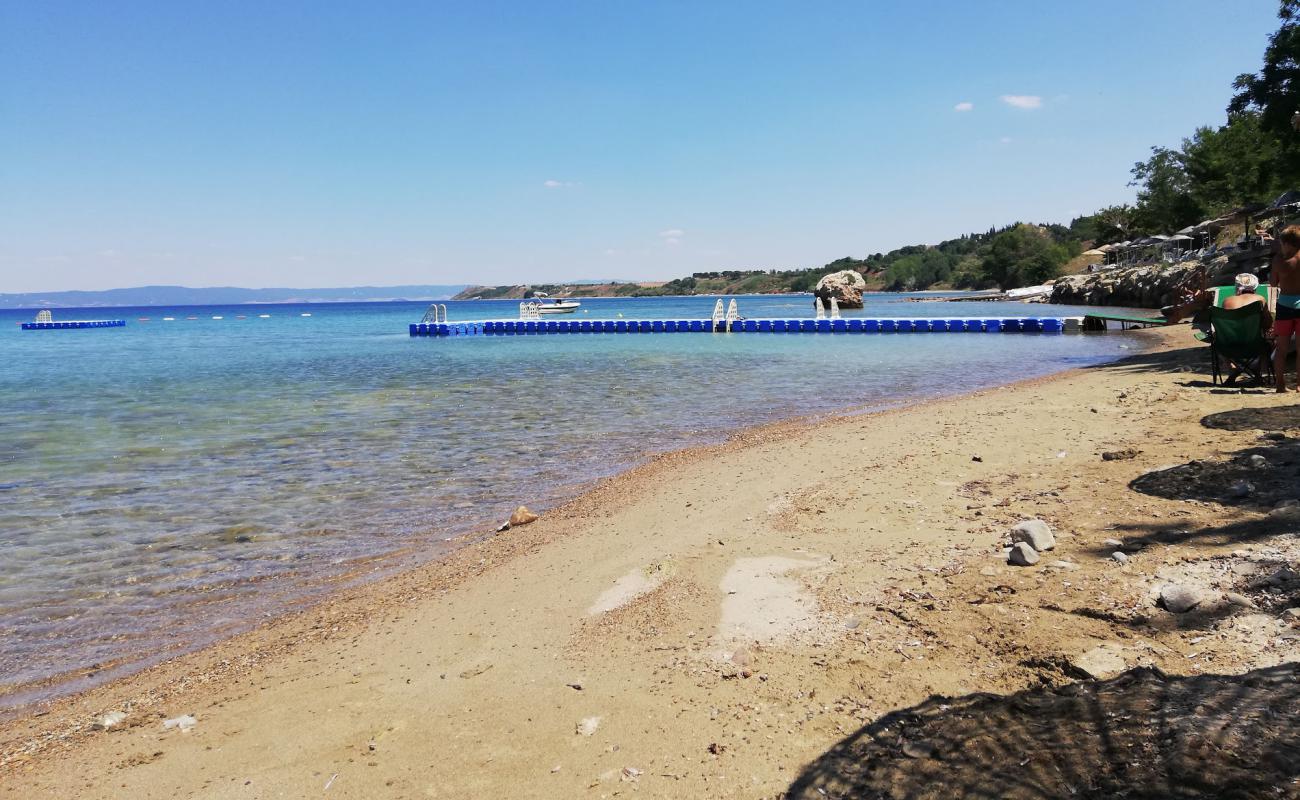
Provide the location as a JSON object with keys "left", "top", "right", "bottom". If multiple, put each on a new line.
{"left": 3, "top": 326, "right": 1298, "bottom": 799}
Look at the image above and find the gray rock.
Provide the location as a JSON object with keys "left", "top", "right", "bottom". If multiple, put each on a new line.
{"left": 1284, "top": 608, "right": 1300, "bottom": 621}
{"left": 1111, "top": 551, "right": 1129, "bottom": 564}
{"left": 1046, "top": 560, "right": 1079, "bottom": 571}
{"left": 1247, "top": 454, "right": 1268, "bottom": 469}
{"left": 1008, "top": 542, "right": 1040, "bottom": 566}
{"left": 1102, "top": 538, "right": 1124, "bottom": 549}
{"left": 1269, "top": 505, "right": 1300, "bottom": 521}
{"left": 1160, "top": 584, "right": 1204, "bottom": 614}
{"left": 1070, "top": 644, "right": 1128, "bottom": 680}
{"left": 1225, "top": 592, "right": 1256, "bottom": 608}
{"left": 1228, "top": 480, "right": 1255, "bottom": 499}
{"left": 93, "top": 711, "right": 127, "bottom": 730}
{"left": 1010, "top": 519, "right": 1055, "bottom": 552}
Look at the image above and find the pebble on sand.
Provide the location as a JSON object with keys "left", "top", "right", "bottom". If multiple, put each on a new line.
{"left": 1070, "top": 644, "right": 1128, "bottom": 680}
{"left": 1111, "top": 551, "right": 1129, "bottom": 564}
{"left": 162, "top": 714, "right": 197, "bottom": 733}
{"left": 1159, "top": 584, "right": 1204, "bottom": 614}
{"left": 509, "top": 506, "right": 540, "bottom": 527}
{"left": 93, "top": 711, "right": 127, "bottom": 730}
{"left": 1225, "top": 592, "right": 1256, "bottom": 609}
{"left": 1228, "top": 480, "right": 1255, "bottom": 499}
{"left": 1008, "top": 542, "right": 1040, "bottom": 566}
{"left": 576, "top": 717, "right": 601, "bottom": 736}
{"left": 1009, "top": 519, "right": 1055, "bottom": 552}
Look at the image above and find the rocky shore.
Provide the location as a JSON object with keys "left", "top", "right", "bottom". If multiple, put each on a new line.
{"left": 1050, "top": 251, "right": 1269, "bottom": 308}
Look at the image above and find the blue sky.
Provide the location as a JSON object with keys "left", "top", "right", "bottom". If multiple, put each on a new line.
{"left": 0, "top": 1, "right": 1283, "bottom": 291}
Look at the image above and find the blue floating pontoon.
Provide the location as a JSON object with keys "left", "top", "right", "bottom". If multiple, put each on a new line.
{"left": 22, "top": 319, "right": 126, "bottom": 330}
{"left": 408, "top": 309, "right": 1080, "bottom": 339}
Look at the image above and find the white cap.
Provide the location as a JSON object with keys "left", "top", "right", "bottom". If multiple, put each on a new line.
{"left": 1235, "top": 273, "right": 1259, "bottom": 293}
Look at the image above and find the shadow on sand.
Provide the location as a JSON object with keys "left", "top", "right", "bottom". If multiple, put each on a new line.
{"left": 784, "top": 664, "right": 1300, "bottom": 800}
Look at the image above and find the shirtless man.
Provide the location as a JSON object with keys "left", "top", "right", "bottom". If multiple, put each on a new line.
{"left": 1270, "top": 225, "right": 1300, "bottom": 392}
{"left": 1222, "top": 273, "right": 1271, "bottom": 384}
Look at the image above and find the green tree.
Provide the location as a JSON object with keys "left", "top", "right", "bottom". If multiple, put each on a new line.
{"left": 1182, "top": 111, "right": 1300, "bottom": 210}
{"left": 1089, "top": 205, "right": 1136, "bottom": 244}
{"left": 980, "top": 225, "right": 1069, "bottom": 290}
{"left": 1130, "top": 147, "right": 1203, "bottom": 233}
{"left": 1230, "top": 0, "right": 1300, "bottom": 136}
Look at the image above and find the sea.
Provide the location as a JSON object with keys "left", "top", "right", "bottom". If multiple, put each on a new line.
{"left": 0, "top": 293, "right": 1143, "bottom": 710}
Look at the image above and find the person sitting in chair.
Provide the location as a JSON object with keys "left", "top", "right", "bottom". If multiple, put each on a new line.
{"left": 1220, "top": 273, "right": 1272, "bottom": 386}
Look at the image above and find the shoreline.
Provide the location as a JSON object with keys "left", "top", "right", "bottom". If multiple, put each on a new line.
{"left": 0, "top": 330, "right": 1147, "bottom": 717}
{"left": 1, "top": 335, "right": 1155, "bottom": 726}
{"left": 5, "top": 325, "right": 1298, "bottom": 797}
{"left": 2, "top": 332, "right": 1161, "bottom": 747}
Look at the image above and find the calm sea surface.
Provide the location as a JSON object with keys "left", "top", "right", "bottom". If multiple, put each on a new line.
{"left": 0, "top": 294, "right": 1142, "bottom": 708}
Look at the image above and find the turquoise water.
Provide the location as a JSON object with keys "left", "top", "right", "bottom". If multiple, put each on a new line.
{"left": 0, "top": 294, "right": 1140, "bottom": 706}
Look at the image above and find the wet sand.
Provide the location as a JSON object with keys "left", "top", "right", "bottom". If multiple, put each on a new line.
{"left": 3, "top": 326, "right": 1299, "bottom": 798}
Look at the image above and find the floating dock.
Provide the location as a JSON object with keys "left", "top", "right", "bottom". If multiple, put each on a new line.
{"left": 21, "top": 319, "right": 126, "bottom": 330}
{"left": 409, "top": 316, "right": 1078, "bottom": 337}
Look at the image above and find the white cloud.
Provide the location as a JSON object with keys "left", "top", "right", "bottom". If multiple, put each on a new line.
{"left": 1000, "top": 94, "right": 1042, "bottom": 110}
{"left": 999, "top": 136, "right": 1013, "bottom": 144}
{"left": 603, "top": 248, "right": 618, "bottom": 256}
{"left": 543, "top": 179, "right": 575, "bottom": 188}
{"left": 658, "top": 229, "right": 684, "bottom": 246}
{"left": 953, "top": 101, "right": 973, "bottom": 112}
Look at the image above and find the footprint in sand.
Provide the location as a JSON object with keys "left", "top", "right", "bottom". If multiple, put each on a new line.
{"left": 586, "top": 561, "right": 674, "bottom": 616}
{"left": 717, "top": 556, "right": 824, "bottom": 645}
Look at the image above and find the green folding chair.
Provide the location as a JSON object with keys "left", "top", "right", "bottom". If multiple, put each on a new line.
{"left": 1205, "top": 304, "right": 1274, "bottom": 385}
{"left": 1210, "top": 284, "right": 1270, "bottom": 306}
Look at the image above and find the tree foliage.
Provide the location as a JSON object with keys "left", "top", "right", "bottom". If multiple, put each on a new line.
{"left": 1230, "top": 0, "right": 1300, "bottom": 136}
{"left": 980, "top": 225, "right": 1072, "bottom": 290}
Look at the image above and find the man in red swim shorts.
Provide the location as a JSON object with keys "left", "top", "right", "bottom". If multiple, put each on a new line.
{"left": 1271, "top": 225, "right": 1300, "bottom": 392}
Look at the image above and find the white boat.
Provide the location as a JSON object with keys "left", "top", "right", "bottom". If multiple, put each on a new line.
{"left": 535, "top": 299, "right": 581, "bottom": 314}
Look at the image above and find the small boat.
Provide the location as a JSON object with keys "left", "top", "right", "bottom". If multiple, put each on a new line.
{"left": 535, "top": 298, "right": 581, "bottom": 314}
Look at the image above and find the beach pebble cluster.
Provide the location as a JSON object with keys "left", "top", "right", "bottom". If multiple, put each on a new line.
{"left": 1005, "top": 519, "right": 1056, "bottom": 567}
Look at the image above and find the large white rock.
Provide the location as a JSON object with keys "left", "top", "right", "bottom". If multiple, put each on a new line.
{"left": 813, "top": 270, "right": 867, "bottom": 309}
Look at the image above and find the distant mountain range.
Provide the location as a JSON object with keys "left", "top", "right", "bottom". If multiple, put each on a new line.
{"left": 0, "top": 284, "right": 470, "bottom": 308}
